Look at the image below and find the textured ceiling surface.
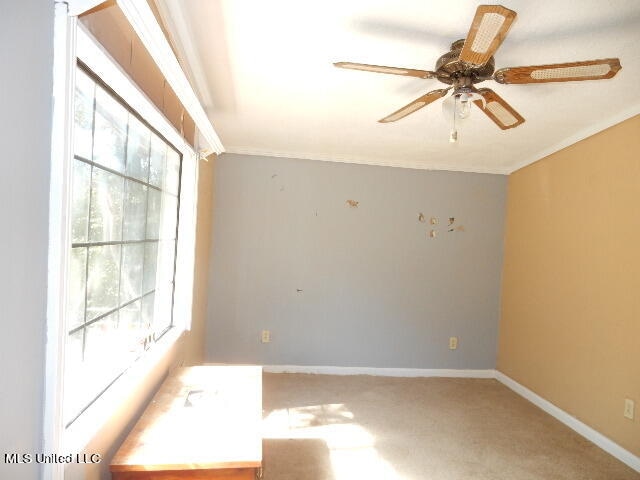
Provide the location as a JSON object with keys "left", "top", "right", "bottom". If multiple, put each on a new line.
{"left": 158, "top": 0, "right": 640, "bottom": 174}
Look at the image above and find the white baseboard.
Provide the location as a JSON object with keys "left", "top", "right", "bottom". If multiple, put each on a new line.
{"left": 495, "top": 370, "right": 640, "bottom": 473}
{"left": 262, "top": 364, "right": 495, "bottom": 378}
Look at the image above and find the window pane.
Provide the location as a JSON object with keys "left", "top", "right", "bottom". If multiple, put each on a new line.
{"left": 85, "top": 312, "right": 119, "bottom": 362}
{"left": 67, "top": 247, "right": 87, "bottom": 330}
{"left": 120, "top": 244, "right": 144, "bottom": 304}
{"left": 93, "top": 86, "right": 127, "bottom": 172}
{"left": 74, "top": 69, "right": 94, "bottom": 160}
{"left": 119, "top": 299, "right": 146, "bottom": 354}
{"left": 160, "top": 194, "right": 178, "bottom": 240}
{"left": 164, "top": 148, "right": 180, "bottom": 195}
{"left": 146, "top": 189, "right": 161, "bottom": 239}
{"left": 157, "top": 240, "right": 176, "bottom": 286}
{"left": 85, "top": 312, "right": 141, "bottom": 376}
{"left": 89, "top": 168, "right": 124, "bottom": 242}
{"left": 141, "top": 293, "right": 154, "bottom": 330}
{"left": 123, "top": 180, "right": 147, "bottom": 241}
{"left": 71, "top": 160, "right": 91, "bottom": 243}
{"left": 83, "top": 313, "right": 133, "bottom": 395}
{"left": 142, "top": 242, "right": 158, "bottom": 294}
{"left": 152, "top": 283, "right": 173, "bottom": 336}
{"left": 86, "top": 245, "right": 121, "bottom": 320}
{"left": 126, "top": 115, "right": 151, "bottom": 182}
{"left": 149, "top": 134, "right": 166, "bottom": 187}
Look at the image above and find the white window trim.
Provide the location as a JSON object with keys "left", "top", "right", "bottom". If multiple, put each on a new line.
{"left": 44, "top": 4, "right": 77, "bottom": 480}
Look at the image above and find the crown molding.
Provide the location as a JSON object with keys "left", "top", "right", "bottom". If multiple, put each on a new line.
{"left": 223, "top": 146, "right": 511, "bottom": 175}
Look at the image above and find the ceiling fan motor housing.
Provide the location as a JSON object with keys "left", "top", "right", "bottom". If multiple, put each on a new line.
{"left": 435, "top": 39, "right": 495, "bottom": 87}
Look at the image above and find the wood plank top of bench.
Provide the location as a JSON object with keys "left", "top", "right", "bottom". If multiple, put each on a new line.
{"left": 110, "top": 365, "right": 263, "bottom": 473}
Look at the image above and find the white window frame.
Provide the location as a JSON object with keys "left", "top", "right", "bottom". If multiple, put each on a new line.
{"left": 45, "top": 2, "right": 221, "bottom": 477}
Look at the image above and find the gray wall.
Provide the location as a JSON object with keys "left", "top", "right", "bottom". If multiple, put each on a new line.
{"left": 0, "top": 0, "right": 53, "bottom": 478}
{"left": 206, "top": 154, "right": 507, "bottom": 369}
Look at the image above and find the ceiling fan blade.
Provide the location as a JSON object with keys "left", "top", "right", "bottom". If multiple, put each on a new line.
{"left": 334, "top": 62, "right": 436, "bottom": 79}
{"left": 459, "top": 5, "right": 517, "bottom": 67}
{"left": 494, "top": 58, "right": 621, "bottom": 84}
{"left": 378, "top": 88, "right": 450, "bottom": 123}
{"left": 473, "top": 88, "right": 524, "bottom": 130}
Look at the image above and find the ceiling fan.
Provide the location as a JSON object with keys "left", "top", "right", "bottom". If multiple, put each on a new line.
{"left": 334, "top": 5, "right": 621, "bottom": 141}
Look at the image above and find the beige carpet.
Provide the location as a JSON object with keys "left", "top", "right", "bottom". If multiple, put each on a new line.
{"left": 261, "top": 373, "right": 639, "bottom": 480}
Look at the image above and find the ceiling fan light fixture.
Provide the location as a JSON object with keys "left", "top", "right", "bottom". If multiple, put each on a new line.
{"left": 443, "top": 88, "right": 486, "bottom": 118}
{"left": 442, "top": 89, "right": 486, "bottom": 142}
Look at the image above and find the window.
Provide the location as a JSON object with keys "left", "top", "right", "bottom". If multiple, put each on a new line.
{"left": 64, "top": 64, "right": 182, "bottom": 426}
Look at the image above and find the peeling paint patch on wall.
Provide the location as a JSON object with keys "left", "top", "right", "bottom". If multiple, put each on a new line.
{"left": 422, "top": 215, "right": 466, "bottom": 239}
{"left": 447, "top": 217, "right": 465, "bottom": 233}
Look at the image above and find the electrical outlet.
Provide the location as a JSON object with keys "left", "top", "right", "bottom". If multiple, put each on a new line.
{"left": 624, "top": 398, "right": 634, "bottom": 420}
{"left": 261, "top": 330, "right": 271, "bottom": 343}
{"left": 449, "top": 336, "right": 458, "bottom": 350}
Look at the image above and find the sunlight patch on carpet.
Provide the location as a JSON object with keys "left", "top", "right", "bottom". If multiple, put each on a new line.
{"left": 263, "top": 404, "right": 405, "bottom": 479}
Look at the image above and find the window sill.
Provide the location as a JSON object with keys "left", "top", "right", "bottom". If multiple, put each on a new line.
{"left": 63, "top": 325, "right": 185, "bottom": 453}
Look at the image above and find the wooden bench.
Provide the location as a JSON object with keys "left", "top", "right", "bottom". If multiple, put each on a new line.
{"left": 110, "top": 366, "right": 263, "bottom": 480}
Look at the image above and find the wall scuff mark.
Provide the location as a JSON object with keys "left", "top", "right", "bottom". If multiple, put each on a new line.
{"left": 346, "top": 199, "right": 359, "bottom": 208}
{"left": 418, "top": 213, "right": 425, "bottom": 223}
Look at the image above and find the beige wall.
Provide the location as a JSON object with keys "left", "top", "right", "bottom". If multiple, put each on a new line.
{"left": 498, "top": 115, "right": 640, "bottom": 456}
{"left": 184, "top": 155, "right": 216, "bottom": 366}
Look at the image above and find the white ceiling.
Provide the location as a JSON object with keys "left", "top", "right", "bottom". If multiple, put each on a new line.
{"left": 157, "top": 0, "right": 640, "bottom": 174}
